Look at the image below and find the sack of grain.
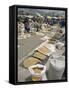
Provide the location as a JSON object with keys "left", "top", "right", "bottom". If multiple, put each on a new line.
{"left": 48, "top": 56, "right": 65, "bottom": 80}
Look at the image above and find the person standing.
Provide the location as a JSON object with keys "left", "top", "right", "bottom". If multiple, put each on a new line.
{"left": 24, "top": 17, "right": 30, "bottom": 33}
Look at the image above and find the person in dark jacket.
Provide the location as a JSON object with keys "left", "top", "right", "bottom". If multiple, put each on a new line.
{"left": 24, "top": 17, "right": 30, "bottom": 33}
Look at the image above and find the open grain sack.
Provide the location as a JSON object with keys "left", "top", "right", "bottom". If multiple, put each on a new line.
{"left": 28, "top": 64, "right": 47, "bottom": 81}
{"left": 37, "top": 46, "right": 51, "bottom": 56}
{"left": 33, "top": 51, "right": 49, "bottom": 63}
{"left": 21, "top": 57, "right": 41, "bottom": 68}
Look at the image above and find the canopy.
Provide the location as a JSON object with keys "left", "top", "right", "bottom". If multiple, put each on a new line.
{"left": 52, "top": 17, "right": 58, "bottom": 19}
{"left": 36, "top": 13, "right": 44, "bottom": 18}
{"left": 47, "top": 16, "right": 52, "bottom": 19}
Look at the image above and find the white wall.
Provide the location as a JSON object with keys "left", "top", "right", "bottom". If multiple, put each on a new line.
{"left": 0, "top": 0, "right": 69, "bottom": 90}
